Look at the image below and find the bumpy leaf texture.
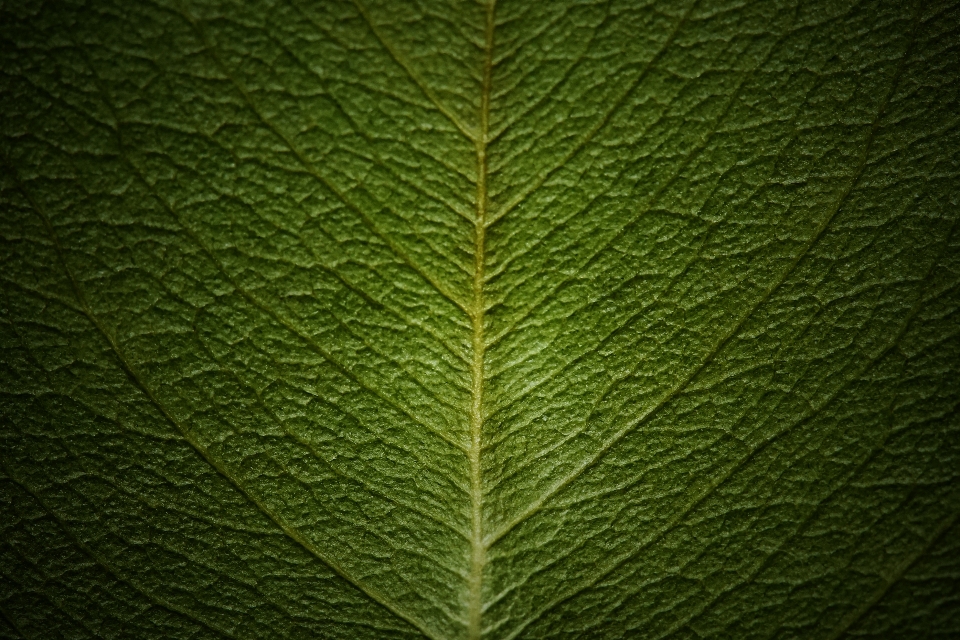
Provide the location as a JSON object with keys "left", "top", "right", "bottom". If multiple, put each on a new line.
{"left": 1, "top": 0, "right": 959, "bottom": 638}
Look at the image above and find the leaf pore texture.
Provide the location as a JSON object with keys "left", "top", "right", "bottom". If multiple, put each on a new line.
{"left": 2, "top": 0, "right": 959, "bottom": 638}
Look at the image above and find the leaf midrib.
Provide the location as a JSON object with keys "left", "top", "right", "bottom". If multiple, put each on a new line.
{"left": 468, "top": 2, "right": 498, "bottom": 639}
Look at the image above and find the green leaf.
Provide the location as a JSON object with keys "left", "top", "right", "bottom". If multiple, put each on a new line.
{"left": 2, "top": 0, "right": 959, "bottom": 638}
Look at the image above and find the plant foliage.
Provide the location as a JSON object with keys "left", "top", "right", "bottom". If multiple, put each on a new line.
{"left": 2, "top": 0, "right": 959, "bottom": 638}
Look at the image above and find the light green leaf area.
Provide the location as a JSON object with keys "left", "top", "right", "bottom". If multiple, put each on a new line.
{"left": 1, "top": 0, "right": 959, "bottom": 638}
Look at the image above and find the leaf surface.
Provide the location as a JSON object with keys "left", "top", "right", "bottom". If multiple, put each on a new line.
{"left": 1, "top": 0, "right": 959, "bottom": 638}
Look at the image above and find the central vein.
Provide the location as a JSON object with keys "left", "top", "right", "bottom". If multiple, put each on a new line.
{"left": 468, "top": 1, "right": 497, "bottom": 638}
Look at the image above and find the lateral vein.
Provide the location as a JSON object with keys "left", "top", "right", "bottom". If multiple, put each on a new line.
{"left": 350, "top": 0, "right": 479, "bottom": 143}
{"left": 4, "top": 155, "right": 444, "bottom": 640}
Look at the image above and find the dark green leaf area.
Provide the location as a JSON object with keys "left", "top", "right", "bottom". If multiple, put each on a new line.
{"left": 1, "top": 0, "right": 958, "bottom": 638}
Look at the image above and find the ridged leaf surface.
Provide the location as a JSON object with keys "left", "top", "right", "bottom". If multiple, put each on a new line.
{"left": 1, "top": 0, "right": 959, "bottom": 638}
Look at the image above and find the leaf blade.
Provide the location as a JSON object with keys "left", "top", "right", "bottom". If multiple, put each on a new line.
{"left": 2, "top": 0, "right": 959, "bottom": 638}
